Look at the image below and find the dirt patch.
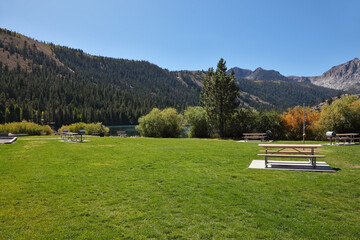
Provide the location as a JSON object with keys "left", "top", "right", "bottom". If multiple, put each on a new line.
{"left": 23, "top": 141, "right": 47, "bottom": 149}
{"left": 91, "top": 163, "right": 111, "bottom": 166}
{"left": 97, "top": 145, "right": 116, "bottom": 147}
{"left": 353, "top": 165, "right": 360, "bottom": 168}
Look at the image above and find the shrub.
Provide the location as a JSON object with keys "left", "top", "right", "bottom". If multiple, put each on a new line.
{"left": 315, "top": 95, "right": 360, "bottom": 139}
{"left": 225, "top": 108, "right": 259, "bottom": 138}
{"left": 256, "top": 110, "right": 285, "bottom": 140}
{"left": 136, "top": 108, "right": 184, "bottom": 138}
{"left": 0, "top": 121, "right": 52, "bottom": 135}
{"left": 184, "top": 106, "right": 210, "bottom": 138}
{"left": 58, "top": 122, "right": 109, "bottom": 135}
{"left": 281, "top": 106, "right": 320, "bottom": 140}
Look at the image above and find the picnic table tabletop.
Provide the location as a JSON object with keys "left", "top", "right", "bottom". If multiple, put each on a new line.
{"left": 258, "top": 144, "right": 322, "bottom": 148}
{"left": 243, "top": 133, "right": 267, "bottom": 135}
{"left": 335, "top": 133, "right": 359, "bottom": 136}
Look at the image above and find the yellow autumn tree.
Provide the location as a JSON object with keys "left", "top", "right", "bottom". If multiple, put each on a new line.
{"left": 315, "top": 95, "right": 360, "bottom": 139}
{"left": 281, "top": 106, "right": 320, "bottom": 140}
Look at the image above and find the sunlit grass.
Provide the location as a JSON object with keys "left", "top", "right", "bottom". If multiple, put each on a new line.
{"left": 0, "top": 136, "right": 359, "bottom": 239}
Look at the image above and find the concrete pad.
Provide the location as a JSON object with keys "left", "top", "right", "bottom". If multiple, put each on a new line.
{"left": 249, "top": 160, "right": 336, "bottom": 172}
{"left": 323, "top": 143, "right": 358, "bottom": 146}
{"left": 59, "top": 140, "right": 91, "bottom": 143}
{"left": 0, "top": 137, "right": 17, "bottom": 144}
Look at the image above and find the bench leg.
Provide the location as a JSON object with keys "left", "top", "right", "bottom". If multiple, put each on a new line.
{"left": 265, "top": 156, "right": 268, "bottom": 168}
{"left": 311, "top": 157, "right": 316, "bottom": 168}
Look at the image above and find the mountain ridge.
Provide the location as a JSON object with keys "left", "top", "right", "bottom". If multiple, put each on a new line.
{"left": 229, "top": 58, "right": 360, "bottom": 93}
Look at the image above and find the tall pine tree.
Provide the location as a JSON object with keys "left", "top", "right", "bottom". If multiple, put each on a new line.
{"left": 201, "top": 58, "right": 239, "bottom": 137}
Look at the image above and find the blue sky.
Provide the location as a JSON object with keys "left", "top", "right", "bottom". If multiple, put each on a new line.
{"left": 1, "top": 0, "right": 359, "bottom": 76}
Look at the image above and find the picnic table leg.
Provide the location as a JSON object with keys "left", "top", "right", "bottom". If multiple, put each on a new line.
{"left": 265, "top": 147, "right": 268, "bottom": 168}
{"left": 311, "top": 148, "right": 316, "bottom": 168}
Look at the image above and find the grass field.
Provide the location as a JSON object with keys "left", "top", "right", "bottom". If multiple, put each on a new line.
{"left": 1, "top": 136, "right": 359, "bottom": 239}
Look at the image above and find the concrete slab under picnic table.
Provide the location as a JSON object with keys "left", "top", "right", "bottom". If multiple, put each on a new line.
{"left": 249, "top": 160, "right": 336, "bottom": 172}
{"left": 0, "top": 137, "right": 17, "bottom": 144}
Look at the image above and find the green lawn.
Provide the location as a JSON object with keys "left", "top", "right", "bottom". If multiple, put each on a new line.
{"left": 0, "top": 136, "right": 359, "bottom": 239}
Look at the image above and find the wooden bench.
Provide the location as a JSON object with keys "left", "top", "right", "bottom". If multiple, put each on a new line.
{"left": 258, "top": 144, "right": 324, "bottom": 168}
{"left": 117, "top": 131, "right": 127, "bottom": 137}
{"left": 243, "top": 133, "right": 267, "bottom": 142}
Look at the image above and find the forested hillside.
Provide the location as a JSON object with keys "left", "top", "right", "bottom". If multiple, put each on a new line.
{"left": 0, "top": 28, "right": 200, "bottom": 127}
{"left": 236, "top": 79, "right": 342, "bottom": 111}
{"left": 0, "top": 28, "right": 343, "bottom": 127}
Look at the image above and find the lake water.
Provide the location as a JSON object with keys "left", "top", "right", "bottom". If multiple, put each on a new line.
{"left": 108, "top": 125, "right": 139, "bottom": 136}
{"left": 108, "top": 125, "right": 190, "bottom": 137}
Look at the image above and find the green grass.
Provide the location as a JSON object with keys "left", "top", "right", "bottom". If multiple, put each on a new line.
{"left": 0, "top": 137, "right": 359, "bottom": 239}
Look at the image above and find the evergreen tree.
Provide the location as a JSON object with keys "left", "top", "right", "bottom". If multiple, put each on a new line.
{"left": 201, "top": 58, "right": 239, "bottom": 137}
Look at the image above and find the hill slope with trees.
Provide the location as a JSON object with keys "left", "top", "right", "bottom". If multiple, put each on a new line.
{"left": 0, "top": 28, "right": 200, "bottom": 127}
{"left": 0, "top": 28, "right": 343, "bottom": 127}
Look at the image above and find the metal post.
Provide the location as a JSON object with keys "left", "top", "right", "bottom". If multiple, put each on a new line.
{"left": 265, "top": 147, "right": 268, "bottom": 168}
{"left": 303, "top": 103, "right": 305, "bottom": 144}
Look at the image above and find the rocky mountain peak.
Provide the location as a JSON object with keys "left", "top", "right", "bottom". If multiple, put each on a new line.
{"left": 312, "top": 58, "right": 360, "bottom": 91}
{"left": 228, "top": 67, "right": 252, "bottom": 78}
{"left": 254, "top": 67, "right": 263, "bottom": 72}
{"left": 228, "top": 66, "right": 290, "bottom": 82}
{"left": 247, "top": 67, "right": 290, "bottom": 82}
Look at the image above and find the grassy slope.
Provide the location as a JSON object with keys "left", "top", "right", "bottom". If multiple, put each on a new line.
{"left": 0, "top": 137, "right": 359, "bottom": 239}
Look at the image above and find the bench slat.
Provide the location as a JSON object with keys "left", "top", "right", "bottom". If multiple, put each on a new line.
{"left": 243, "top": 133, "right": 266, "bottom": 135}
{"left": 259, "top": 150, "right": 319, "bottom": 154}
{"left": 258, "top": 144, "right": 322, "bottom": 148}
{"left": 258, "top": 154, "right": 324, "bottom": 158}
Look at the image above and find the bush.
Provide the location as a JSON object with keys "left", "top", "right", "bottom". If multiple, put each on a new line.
{"left": 136, "top": 108, "right": 184, "bottom": 138}
{"left": 225, "top": 108, "right": 259, "bottom": 138}
{"left": 184, "top": 106, "right": 210, "bottom": 138}
{"left": 257, "top": 110, "right": 285, "bottom": 140}
{"left": 315, "top": 95, "right": 360, "bottom": 139}
{"left": 0, "top": 121, "right": 52, "bottom": 135}
{"left": 58, "top": 122, "right": 109, "bottom": 135}
{"left": 281, "top": 106, "right": 320, "bottom": 140}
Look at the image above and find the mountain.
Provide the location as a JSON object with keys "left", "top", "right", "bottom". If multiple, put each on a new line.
{"left": 225, "top": 65, "right": 343, "bottom": 111}
{"left": 288, "top": 58, "right": 360, "bottom": 92}
{"left": 0, "top": 28, "right": 345, "bottom": 126}
{"left": 228, "top": 67, "right": 252, "bottom": 78}
{"left": 246, "top": 67, "right": 290, "bottom": 82}
{"left": 228, "top": 67, "right": 290, "bottom": 82}
{"left": 0, "top": 28, "right": 201, "bottom": 126}
{"left": 176, "top": 69, "right": 342, "bottom": 111}
{"left": 234, "top": 78, "right": 341, "bottom": 111}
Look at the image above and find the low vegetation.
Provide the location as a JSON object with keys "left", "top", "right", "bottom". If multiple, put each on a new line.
{"left": 58, "top": 122, "right": 109, "bottom": 135}
{"left": 184, "top": 106, "right": 210, "bottom": 138}
{"left": 0, "top": 137, "right": 359, "bottom": 239}
{"left": 0, "top": 120, "right": 52, "bottom": 135}
{"left": 137, "top": 96, "right": 360, "bottom": 141}
{"left": 136, "top": 108, "right": 184, "bottom": 138}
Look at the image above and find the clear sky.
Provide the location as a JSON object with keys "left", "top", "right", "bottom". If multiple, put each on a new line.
{"left": 1, "top": 0, "right": 359, "bottom": 76}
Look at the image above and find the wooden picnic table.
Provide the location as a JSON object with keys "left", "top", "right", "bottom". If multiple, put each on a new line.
{"left": 60, "top": 132, "right": 85, "bottom": 142}
{"left": 335, "top": 133, "right": 359, "bottom": 145}
{"left": 258, "top": 144, "right": 324, "bottom": 168}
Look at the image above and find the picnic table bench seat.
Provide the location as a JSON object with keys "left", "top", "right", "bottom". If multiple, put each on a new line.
{"left": 117, "top": 131, "right": 127, "bottom": 137}
{"left": 243, "top": 133, "right": 267, "bottom": 142}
